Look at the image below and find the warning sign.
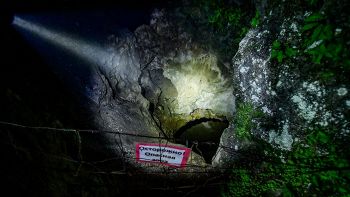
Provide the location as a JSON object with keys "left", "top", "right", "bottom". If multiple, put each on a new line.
{"left": 136, "top": 143, "right": 191, "bottom": 167}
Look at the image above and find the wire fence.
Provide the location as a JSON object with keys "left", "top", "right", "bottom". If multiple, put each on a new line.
{"left": 1, "top": 120, "right": 347, "bottom": 176}
{"left": 0, "top": 119, "right": 239, "bottom": 195}
{"left": 0, "top": 120, "right": 235, "bottom": 173}
{"left": 1, "top": 119, "right": 350, "bottom": 197}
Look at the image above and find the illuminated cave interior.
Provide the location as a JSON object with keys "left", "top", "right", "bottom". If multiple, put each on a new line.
{"left": 174, "top": 118, "right": 229, "bottom": 163}
{"left": 147, "top": 53, "right": 234, "bottom": 164}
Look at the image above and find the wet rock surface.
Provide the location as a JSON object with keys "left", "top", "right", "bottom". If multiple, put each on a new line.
{"left": 88, "top": 6, "right": 349, "bottom": 171}
{"left": 214, "top": 5, "right": 350, "bottom": 167}
{"left": 88, "top": 9, "right": 236, "bottom": 173}
{"left": 3, "top": 1, "right": 349, "bottom": 195}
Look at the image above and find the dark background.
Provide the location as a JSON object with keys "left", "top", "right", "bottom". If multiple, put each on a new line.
{"left": 0, "top": 0, "right": 172, "bottom": 125}
{"left": 0, "top": 1, "right": 193, "bottom": 196}
{"left": 0, "top": 0, "right": 175, "bottom": 126}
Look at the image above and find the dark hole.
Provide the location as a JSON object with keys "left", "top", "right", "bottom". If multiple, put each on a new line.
{"left": 174, "top": 118, "right": 229, "bottom": 164}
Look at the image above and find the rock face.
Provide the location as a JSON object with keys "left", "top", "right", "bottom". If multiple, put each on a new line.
{"left": 13, "top": 2, "right": 349, "bottom": 179}
{"left": 213, "top": 27, "right": 274, "bottom": 166}
{"left": 87, "top": 9, "right": 236, "bottom": 173}
{"left": 79, "top": 7, "right": 350, "bottom": 172}
{"left": 214, "top": 6, "right": 349, "bottom": 167}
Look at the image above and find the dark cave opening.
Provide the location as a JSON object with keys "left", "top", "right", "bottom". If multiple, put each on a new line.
{"left": 174, "top": 118, "right": 229, "bottom": 164}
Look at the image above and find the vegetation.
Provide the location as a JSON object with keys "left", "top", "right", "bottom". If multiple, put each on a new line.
{"left": 271, "top": 40, "right": 298, "bottom": 63}
{"left": 222, "top": 128, "right": 350, "bottom": 196}
{"left": 271, "top": 10, "right": 350, "bottom": 69}
{"left": 250, "top": 10, "right": 260, "bottom": 28}
{"left": 234, "top": 103, "right": 262, "bottom": 140}
{"left": 173, "top": 0, "right": 258, "bottom": 61}
{"left": 222, "top": 0, "right": 350, "bottom": 196}
{"left": 270, "top": 0, "right": 350, "bottom": 82}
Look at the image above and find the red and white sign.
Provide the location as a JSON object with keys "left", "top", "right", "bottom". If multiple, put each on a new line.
{"left": 136, "top": 143, "right": 191, "bottom": 168}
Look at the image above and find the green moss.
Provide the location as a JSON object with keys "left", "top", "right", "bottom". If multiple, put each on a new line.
{"left": 234, "top": 103, "right": 262, "bottom": 140}
{"left": 222, "top": 124, "right": 350, "bottom": 196}
{"left": 235, "top": 103, "right": 253, "bottom": 139}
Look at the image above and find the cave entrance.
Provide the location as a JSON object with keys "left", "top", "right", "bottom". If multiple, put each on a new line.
{"left": 174, "top": 118, "right": 229, "bottom": 164}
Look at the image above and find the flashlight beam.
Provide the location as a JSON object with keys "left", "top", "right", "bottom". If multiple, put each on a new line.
{"left": 12, "top": 16, "right": 111, "bottom": 67}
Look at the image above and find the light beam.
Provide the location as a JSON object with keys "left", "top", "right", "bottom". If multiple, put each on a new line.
{"left": 12, "top": 16, "right": 112, "bottom": 68}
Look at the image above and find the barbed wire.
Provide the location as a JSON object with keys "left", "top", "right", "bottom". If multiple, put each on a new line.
{"left": 0, "top": 120, "right": 233, "bottom": 149}
{"left": 0, "top": 120, "right": 227, "bottom": 169}
{"left": 1, "top": 119, "right": 349, "bottom": 197}
{"left": 1, "top": 120, "right": 349, "bottom": 175}
{"left": 0, "top": 120, "right": 166, "bottom": 139}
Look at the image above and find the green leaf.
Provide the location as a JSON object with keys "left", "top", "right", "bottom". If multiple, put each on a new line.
{"left": 251, "top": 18, "right": 258, "bottom": 27}
{"left": 286, "top": 47, "right": 297, "bottom": 57}
{"left": 313, "top": 54, "right": 323, "bottom": 64}
{"left": 251, "top": 11, "right": 260, "bottom": 27}
{"left": 319, "top": 25, "right": 333, "bottom": 40}
{"left": 317, "top": 131, "right": 329, "bottom": 143}
{"left": 319, "top": 43, "right": 327, "bottom": 54}
{"left": 307, "top": 0, "right": 318, "bottom": 6}
{"left": 240, "top": 27, "right": 248, "bottom": 37}
{"left": 305, "top": 12, "right": 324, "bottom": 23}
{"left": 336, "top": 159, "right": 349, "bottom": 168}
{"left": 277, "top": 51, "right": 284, "bottom": 62}
{"left": 311, "top": 25, "right": 323, "bottom": 41}
{"left": 343, "top": 59, "right": 350, "bottom": 69}
{"left": 271, "top": 50, "right": 277, "bottom": 58}
{"left": 303, "top": 22, "right": 318, "bottom": 31}
{"left": 335, "top": 44, "right": 343, "bottom": 54}
{"left": 311, "top": 176, "right": 319, "bottom": 186}
{"left": 272, "top": 40, "right": 281, "bottom": 49}
{"left": 208, "top": 9, "right": 221, "bottom": 23}
{"left": 309, "top": 43, "right": 327, "bottom": 64}
{"left": 339, "top": 187, "right": 348, "bottom": 193}
{"left": 319, "top": 71, "right": 334, "bottom": 81}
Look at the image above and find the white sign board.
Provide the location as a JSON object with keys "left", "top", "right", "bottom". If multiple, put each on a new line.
{"left": 136, "top": 143, "right": 191, "bottom": 168}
